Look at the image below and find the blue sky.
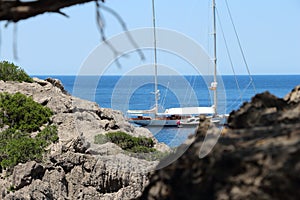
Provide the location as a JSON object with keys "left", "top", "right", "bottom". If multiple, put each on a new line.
{"left": 1, "top": 0, "right": 299, "bottom": 75}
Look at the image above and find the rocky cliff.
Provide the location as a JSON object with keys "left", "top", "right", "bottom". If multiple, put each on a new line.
{"left": 0, "top": 78, "right": 169, "bottom": 200}
{"left": 2, "top": 78, "right": 300, "bottom": 200}
{"left": 138, "top": 86, "right": 300, "bottom": 200}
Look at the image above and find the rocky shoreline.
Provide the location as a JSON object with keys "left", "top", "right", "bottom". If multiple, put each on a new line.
{"left": 0, "top": 78, "right": 299, "bottom": 199}
{"left": 0, "top": 78, "right": 169, "bottom": 199}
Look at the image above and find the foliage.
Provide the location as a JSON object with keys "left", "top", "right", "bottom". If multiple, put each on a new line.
{"left": 0, "top": 61, "right": 33, "bottom": 83}
{"left": 36, "top": 125, "right": 59, "bottom": 146}
{"left": 0, "top": 125, "right": 58, "bottom": 170}
{"left": 94, "top": 131, "right": 155, "bottom": 153}
{"left": 0, "top": 133, "right": 42, "bottom": 168}
{"left": 0, "top": 92, "right": 53, "bottom": 132}
{"left": 0, "top": 92, "right": 58, "bottom": 170}
{"left": 129, "top": 145, "right": 156, "bottom": 153}
{"left": 106, "top": 131, "right": 154, "bottom": 149}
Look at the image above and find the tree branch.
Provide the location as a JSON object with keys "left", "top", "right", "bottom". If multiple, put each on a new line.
{"left": 0, "top": 0, "right": 146, "bottom": 66}
{"left": 0, "top": 0, "right": 104, "bottom": 22}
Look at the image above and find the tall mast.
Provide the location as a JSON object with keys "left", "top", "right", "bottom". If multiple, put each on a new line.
{"left": 152, "top": 0, "right": 159, "bottom": 115}
{"left": 212, "top": 0, "right": 218, "bottom": 115}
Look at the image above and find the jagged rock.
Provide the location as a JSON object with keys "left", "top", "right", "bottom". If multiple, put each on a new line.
{"left": 138, "top": 86, "right": 300, "bottom": 200}
{"left": 45, "top": 77, "right": 69, "bottom": 95}
{"left": 86, "top": 142, "right": 123, "bottom": 156}
{"left": 0, "top": 77, "right": 169, "bottom": 151}
{"left": 3, "top": 152, "right": 157, "bottom": 200}
{"left": 40, "top": 167, "right": 69, "bottom": 199}
{"left": 0, "top": 78, "right": 73, "bottom": 114}
{"left": 0, "top": 78, "right": 170, "bottom": 200}
{"left": 228, "top": 89, "right": 300, "bottom": 129}
{"left": 72, "top": 136, "right": 91, "bottom": 153}
{"left": 33, "top": 78, "right": 49, "bottom": 86}
{"left": 284, "top": 85, "right": 300, "bottom": 104}
{"left": 97, "top": 108, "right": 115, "bottom": 120}
{"left": 12, "top": 161, "right": 45, "bottom": 190}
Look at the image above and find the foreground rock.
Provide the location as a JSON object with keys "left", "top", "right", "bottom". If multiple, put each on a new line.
{"left": 227, "top": 87, "right": 300, "bottom": 129}
{"left": 138, "top": 86, "right": 300, "bottom": 200}
{"left": 0, "top": 78, "right": 169, "bottom": 199}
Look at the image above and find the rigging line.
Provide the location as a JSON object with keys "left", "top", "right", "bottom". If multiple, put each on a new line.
{"left": 227, "top": 81, "right": 253, "bottom": 111}
{"left": 224, "top": 0, "right": 257, "bottom": 93}
{"left": 206, "top": 0, "right": 211, "bottom": 63}
{"left": 125, "top": 77, "right": 134, "bottom": 111}
{"left": 161, "top": 81, "right": 169, "bottom": 108}
{"left": 183, "top": 76, "right": 195, "bottom": 106}
{"left": 216, "top": 8, "right": 242, "bottom": 102}
{"left": 188, "top": 75, "right": 197, "bottom": 105}
{"left": 183, "top": 76, "right": 191, "bottom": 104}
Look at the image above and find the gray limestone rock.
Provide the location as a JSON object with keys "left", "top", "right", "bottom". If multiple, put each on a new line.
{"left": 0, "top": 78, "right": 170, "bottom": 200}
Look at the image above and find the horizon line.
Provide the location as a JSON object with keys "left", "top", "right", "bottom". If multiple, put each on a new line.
{"left": 31, "top": 74, "right": 300, "bottom": 76}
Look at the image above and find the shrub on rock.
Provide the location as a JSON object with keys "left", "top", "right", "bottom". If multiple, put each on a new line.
{"left": 0, "top": 92, "right": 53, "bottom": 132}
{"left": 0, "top": 92, "right": 58, "bottom": 170}
{"left": 0, "top": 61, "right": 33, "bottom": 83}
{"left": 94, "top": 131, "right": 155, "bottom": 153}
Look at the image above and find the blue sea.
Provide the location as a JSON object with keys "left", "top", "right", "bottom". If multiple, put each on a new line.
{"left": 36, "top": 75, "right": 300, "bottom": 147}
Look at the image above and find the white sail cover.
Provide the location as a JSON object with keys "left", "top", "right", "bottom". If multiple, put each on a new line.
{"left": 164, "top": 106, "right": 215, "bottom": 115}
{"left": 127, "top": 107, "right": 156, "bottom": 114}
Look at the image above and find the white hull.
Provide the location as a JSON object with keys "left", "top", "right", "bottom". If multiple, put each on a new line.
{"left": 129, "top": 114, "right": 228, "bottom": 127}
